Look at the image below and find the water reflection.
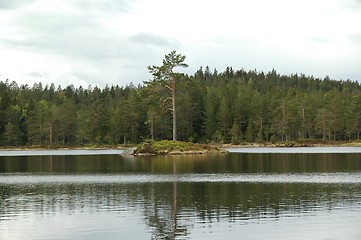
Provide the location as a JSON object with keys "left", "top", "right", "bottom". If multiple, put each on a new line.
{"left": 1, "top": 152, "right": 361, "bottom": 173}
{"left": 227, "top": 146, "right": 361, "bottom": 153}
{"left": 1, "top": 152, "right": 361, "bottom": 239}
{"left": 1, "top": 174, "right": 361, "bottom": 239}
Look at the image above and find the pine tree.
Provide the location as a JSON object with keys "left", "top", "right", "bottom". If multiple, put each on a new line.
{"left": 147, "top": 50, "right": 188, "bottom": 141}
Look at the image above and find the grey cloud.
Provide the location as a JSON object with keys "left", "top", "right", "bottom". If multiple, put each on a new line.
{"left": 0, "top": 0, "right": 34, "bottom": 10}
{"left": 130, "top": 32, "right": 180, "bottom": 48}
{"left": 342, "top": 0, "right": 361, "bottom": 11}
{"left": 71, "top": 0, "right": 139, "bottom": 13}
{"left": 0, "top": 0, "right": 171, "bottom": 88}
{"left": 0, "top": 0, "right": 137, "bottom": 12}
{"left": 4, "top": 11, "right": 124, "bottom": 59}
{"left": 349, "top": 34, "right": 361, "bottom": 43}
{"left": 1, "top": 7, "right": 159, "bottom": 86}
{"left": 1, "top": 1, "right": 145, "bottom": 61}
{"left": 310, "top": 37, "right": 334, "bottom": 44}
{"left": 27, "top": 71, "right": 47, "bottom": 78}
{"left": 13, "top": 11, "right": 100, "bottom": 36}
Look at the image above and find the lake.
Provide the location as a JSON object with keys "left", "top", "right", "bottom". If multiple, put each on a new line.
{"left": 1, "top": 148, "right": 361, "bottom": 240}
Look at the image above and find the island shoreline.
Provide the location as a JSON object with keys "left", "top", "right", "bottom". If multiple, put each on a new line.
{"left": 1, "top": 140, "right": 361, "bottom": 152}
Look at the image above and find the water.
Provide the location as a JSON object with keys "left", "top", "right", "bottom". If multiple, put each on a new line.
{"left": 227, "top": 146, "right": 361, "bottom": 153}
{"left": 0, "top": 149, "right": 123, "bottom": 156}
{"left": 1, "top": 148, "right": 361, "bottom": 239}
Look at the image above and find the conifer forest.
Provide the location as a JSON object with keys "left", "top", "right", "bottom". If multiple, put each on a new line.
{"left": 1, "top": 66, "right": 361, "bottom": 147}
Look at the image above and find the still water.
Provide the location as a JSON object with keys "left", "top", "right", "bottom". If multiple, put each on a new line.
{"left": 1, "top": 148, "right": 361, "bottom": 239}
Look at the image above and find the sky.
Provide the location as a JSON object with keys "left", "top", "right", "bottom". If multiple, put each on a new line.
{"left": 1, "top": 0, "right": 361, "bottom": 88}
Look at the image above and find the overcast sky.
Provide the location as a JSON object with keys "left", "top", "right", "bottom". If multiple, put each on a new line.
{"left": 1, "top": 0, "right": 361, "bottom": 88}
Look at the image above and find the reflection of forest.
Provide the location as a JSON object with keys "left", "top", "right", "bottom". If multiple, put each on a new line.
{"left": 1, "top": 180, "right": 361, "bottom": 239}
{"left": 1, "top": 153, "right": 361, "bottom": 238}
{"left": 1, "top": 152, "right": 361, "bottom": 173}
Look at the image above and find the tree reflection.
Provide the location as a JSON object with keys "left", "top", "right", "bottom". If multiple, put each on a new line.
{"left": 144, "top": 159, "right": 189, "bottom": 240}
{"left": 1, "top": 152, "right": 361, "bottom": 239}
{"left": 1, "top": 152, "right": 361, "bottom": 173}
{"left": 1, "top": 180, "right": 361, "bottom": 239}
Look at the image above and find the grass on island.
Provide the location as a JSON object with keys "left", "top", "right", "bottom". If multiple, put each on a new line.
{"left": 134, "top": 140, "right": 226, "bottom": 155}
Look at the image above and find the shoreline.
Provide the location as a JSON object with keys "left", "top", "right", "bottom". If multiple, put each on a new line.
{"left": 0, "top": 146, "right": 128, "bottom": 151}
{"left": 1, "top": 141, "right": 361, "bottom": 152}
{"left": 0, "top": 149, "right": 124, "bottom": 157}
{"left": 220, "top": 141, "right": 361, "bottom": 148}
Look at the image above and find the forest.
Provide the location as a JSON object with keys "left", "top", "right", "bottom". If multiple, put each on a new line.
{"left": 1, "top": 66, "right": 361, "bottom": 147}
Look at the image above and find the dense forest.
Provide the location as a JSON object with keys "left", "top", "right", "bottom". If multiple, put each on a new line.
{"left": 1, "top": 66, "right": 361, "bottom": 147}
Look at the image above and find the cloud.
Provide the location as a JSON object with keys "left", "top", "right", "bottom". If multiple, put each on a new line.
{"left": 349, "top": 34, "right": 361, "bottom": 43}
{"left": 0, "top": 0, "right": 34, "bottom": 10}
{"left": 2, "top": 7, "right": 132, "bottom": 60}
{"left": 0, "top": 0, "right": 181, "bottom": 87}
{"left": 0, "top": 0, "right": 137, "bottom": 12}
{"left": 309, "top": 37, "right": 335, "bottom": 44}
{"left": 341, "top": 0, "right": 361, "bottom": 13}
{"left": 129, "top": 32, "right": 180, "bottom": 48}
{"left": 0, "top": 0, "right": 360, "bottom": 88}
{"left": 71, "top": 0, "right": 138, "bottom": 13}
{"left": 28, "top": 71, "right": 47, "bottom": 78}
{"left": 0, "top": 3, "right": 139, "bottom": 87}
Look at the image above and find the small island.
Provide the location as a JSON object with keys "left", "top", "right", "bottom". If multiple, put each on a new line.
{"left": 124, "top": 140, "right": 227, "bottom": 156}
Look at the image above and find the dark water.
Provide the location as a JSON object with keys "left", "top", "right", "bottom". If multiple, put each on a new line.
{"left": 1, "top": 149, "right": 361, "bottom": 239}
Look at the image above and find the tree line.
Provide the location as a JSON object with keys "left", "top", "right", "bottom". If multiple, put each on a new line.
{"left": 1, "top": 66, "right": 361, "bottom": 147}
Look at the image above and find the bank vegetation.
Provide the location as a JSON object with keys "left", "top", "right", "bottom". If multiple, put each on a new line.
{"left": 1, "top": 66, "right": 361, "bottom": 147}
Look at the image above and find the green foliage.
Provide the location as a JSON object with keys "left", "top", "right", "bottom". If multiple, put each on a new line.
{"left": 135, "top": 140, "right": 220, "bottom": 155}
{"left": 230, "top": 120, "right": 240, "bottom": 145}
{"left": 147, "top": 50, "right": 188, "bottom": 141}
{"left": 134, "top": 140, "right": 157, "bottom": 154}
{"left": 152, "top": 140, "right": 196, "bottom": 152}
{"left": 1, "top": 66, "right": 361, "bottom": 147}
{"left": 27, "top": 99, "right": 53, "bottom": 145}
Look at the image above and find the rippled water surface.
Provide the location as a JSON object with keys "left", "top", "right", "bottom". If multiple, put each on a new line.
{"left": 1, "top": 149, "right": 361, "bottom": 239}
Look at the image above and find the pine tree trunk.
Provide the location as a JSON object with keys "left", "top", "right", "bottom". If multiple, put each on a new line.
{"left": 150, "top": 117, "right": 154, "bottom": 140}
{"left": 172, "top": 78, "right": 177, "bottom": 141}
{"left": 49, "top": 125, "right": 53, "bottom": 147}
